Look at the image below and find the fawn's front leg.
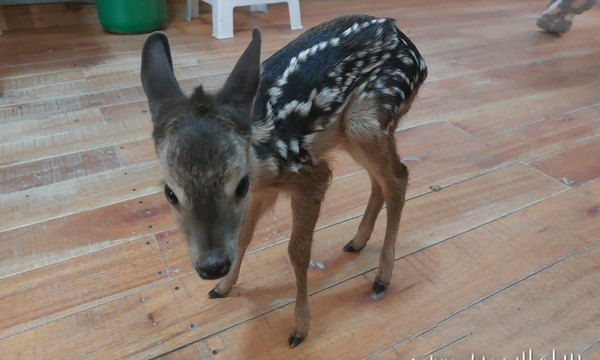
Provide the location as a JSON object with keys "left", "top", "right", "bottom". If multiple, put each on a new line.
{"left": 210, "top": 191, "right": 279, "bottom": 298}
{"left": 287, "top": 195, "right": 321, "bottom": 348}
{"left": 286, "top": 163, "right": 331, "bottom": 348}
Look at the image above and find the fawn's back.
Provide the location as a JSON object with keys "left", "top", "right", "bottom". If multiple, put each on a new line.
{"left": 250, "top": 14, "right": 428, "bottom": 179}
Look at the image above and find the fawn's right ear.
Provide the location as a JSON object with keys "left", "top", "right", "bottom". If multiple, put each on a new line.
{"left": 218, "top": 27, "right": 262, "bottom": 115}
{"left": 141, "top": 32, "right": 185, "bottom": 116}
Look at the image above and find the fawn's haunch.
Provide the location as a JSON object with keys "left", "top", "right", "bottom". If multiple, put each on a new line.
{"left": 140, "top": 14, "right": 427, "bottom": 347}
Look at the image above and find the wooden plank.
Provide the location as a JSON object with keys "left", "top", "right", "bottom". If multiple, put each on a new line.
{"left": 5, "top": 27, "right": 596, "bottom": 123}
{"left": 100, "top": 99, "right": 150, "bottom": 124}
{"left": 0, "top": 1, "right": 557, "bottom": 85}
{"left": 422, "top": 31, "right": 600, "bottom": 82}
{"left": 197, "top": 178, "right": 599, "bottom": 360}
{"left": 0, "top": 236, "right": 167, "bottom": 340}
{"left": 0, "top": 48, "right": 270, "bottom": 122}
{"left": 375, "top": 190, "right": 600, "bottom": 360}
{"left": 450, "top": 81, "right": 600, "bottom": 136}
{"left": 487, "top": 104, "right": 600, "bottom": 165}
{"left": 410, "top": 241, "right": 600, "bottom": 360}
{"left": 425, "top": 47, "right": 600, "bottom": 85}
{"left": 0, "top": 0, "right": 580, "bottom": 66}
{"left": 0, "top": 74, "right": 230, "bottom": 124}
{"left": 0, "top": 112, "right": 151, "bottom": 167}
{"left": 0, "top": 40, "right": 143, "bottom": 70}
{"left": 116, "top": 138, "right": 158, "bottom": 167}
{"left": 419, "top": 50, "right": 600, "bottom": 103}
{"left": 531, "top": 135, "right": 600, "bottom": 187}
{"left": 0, "top": 192, "right": 174, "bottom": 280}
{"left": 0, "top": 25, "right": 105, "bottom": 46}
{"left": 0, "top": 0, "right": 519, "bottom": 48}
{"left": 0, "top": 3, "right": 99, "bottom": 31}
{"left": 0, "top": 162, "right": 163, "bottom": 232}
{"left": 1, "top": 10, "right": 554, "bottom": 101}
{"left": 248, "top": 0, "right": 537, "bottom": 42}
{"left": 1, "top": 9, "right": 592, "bottom": 134}
{"left": 0, "top": 146, "right": 121, "bottom": 194}
{"left": 0, "top": 163, "right": 567, "bottom": 359}
{"left": 0, "top": 107, "right": 104, "bottom": 144}
{"left": 158, "top": 345, "right": 203, "bottom": 360}
{"left": 0, "top": 8, "right": 264, "bottom": 61}
{"left": 0, "top": 69, "right": 85, "bottom": 92}
{"left": 0, "top": 37, "right": 201, "bottom": 67}
{"left": 0, "top": 28, "right": 290, "bottom": 80}
{"left": 583, "top": 343, "right": 600, "bottom": 360}
{"left": 399, "top": 111, "right": 600, "bottom": 206}
{"left": 0, "top": 32, "right": 74, "bottom": 57}
{"left": 408, "top": 30, "right": 600, "bottom": 123}
{"left": 0, "top": 84, "right": 147, "bottom": 123}
{"left": 0, "top": 7, "right": 196, "bottom": 45}
{"left": 407, "top": 103, "right": 600, "bottom": 192}
{"left": 0, "top": 18, "right": 189, "bottom": 46}
{"left": 0, "top": 62, "right": 217, "bottom": 107}
{"left": 0, "top": 53, "right": 280, "bottom": 107}
{"left": 0, "top": 52, "right": 146, "bottom": 80}
{"left": 407, "top": 63, "right": 600, "bottom": 129}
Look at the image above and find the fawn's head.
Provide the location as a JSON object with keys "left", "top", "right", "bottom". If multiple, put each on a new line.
{"left": 141, "top": 29, "right": 262, "bottom": 280}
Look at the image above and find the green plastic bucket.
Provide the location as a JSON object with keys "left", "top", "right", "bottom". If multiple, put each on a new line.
{"left": 96, "top": 0, "right": 168, "bottom": 34}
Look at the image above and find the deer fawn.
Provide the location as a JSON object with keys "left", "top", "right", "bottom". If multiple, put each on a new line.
{"left": 141, "top": 14, "right": 427, "bottom": 347}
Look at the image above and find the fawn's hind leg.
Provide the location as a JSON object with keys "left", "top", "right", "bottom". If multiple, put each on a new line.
{"left": 343, "top": 172, "right": 384, "bottom": 252}
{"left": 209, "top": 191, "right": 278, "bottom": 298}
{"left": 345, "top": 131, "right": 408, "bottom": 296}
{"left": 371, "top": 138, "right": 408, "bottom": 295}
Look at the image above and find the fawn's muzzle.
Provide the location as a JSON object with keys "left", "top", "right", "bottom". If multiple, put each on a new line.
{"left": 195, "top": 258, "right": 232, "bottom": 280}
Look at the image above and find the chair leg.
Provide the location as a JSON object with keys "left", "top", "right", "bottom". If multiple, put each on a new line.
{"left": 212, "top": 1, "right": 234, "bottom": 39}
{"left": 287, "top": 0, "right": 302, "bottom": 30}
{"left": 186, "top": 0, "right": 199, "bottom": 21}
{"left": 250, "top": 4, "right": 267, "bottom": 13}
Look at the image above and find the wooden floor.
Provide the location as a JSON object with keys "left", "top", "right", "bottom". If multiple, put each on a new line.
{"left": 1, "top": 0, "right": 600, "bottom": 359}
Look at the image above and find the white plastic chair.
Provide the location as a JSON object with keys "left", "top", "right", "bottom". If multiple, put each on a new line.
{"left": 186, "top": 0, "right": 302, "bottom": 39}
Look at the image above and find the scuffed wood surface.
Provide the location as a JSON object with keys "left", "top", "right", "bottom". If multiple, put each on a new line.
{"left": 1, "top": 0, "right": 599, "bottom": 359}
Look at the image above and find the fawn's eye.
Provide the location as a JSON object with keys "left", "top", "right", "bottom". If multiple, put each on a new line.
{"left": 164, "top": 184, "right": 178, "bottom": 205}
{"left": 235, "top": 175, "right": 249, "bottom": 198}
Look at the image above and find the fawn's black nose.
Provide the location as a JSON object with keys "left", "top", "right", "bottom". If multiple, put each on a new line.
{"left": 196, "top": 259, "right": 231, "bottom": 280}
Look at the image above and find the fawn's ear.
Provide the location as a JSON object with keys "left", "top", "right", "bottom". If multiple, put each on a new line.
{"left": 219, "top": 27, "right": 262, "bottom": 114}
{"left": 141, "top": 32, "right": 185, "bottom": 116}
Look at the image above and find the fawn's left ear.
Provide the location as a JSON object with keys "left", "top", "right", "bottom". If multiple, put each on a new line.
{"left": 219, "top": 27, "right": 262, "bottom": 114}
{"left": 141, "top": 31, "right": 185, "bottom": 116}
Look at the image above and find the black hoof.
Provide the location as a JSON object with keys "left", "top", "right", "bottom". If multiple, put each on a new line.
{"left": 372, "top": 281, "right": 386, "bottom": 294}
{"left": 287, "top": 334, "right": 305, "bottom": 348}
{"left": 208, "top": 289, "right": 224, "bottom": 299}
{"left": 343, "top": 242, "right": 359, "bottom": 252}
